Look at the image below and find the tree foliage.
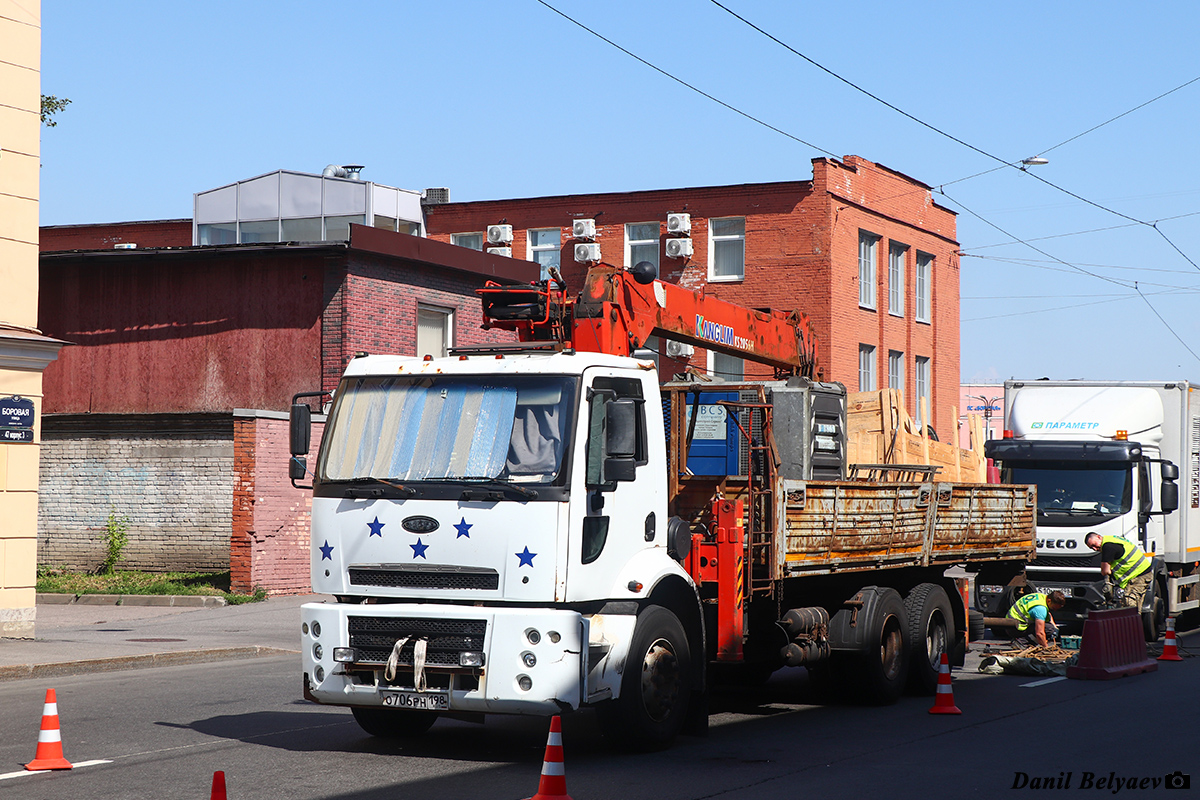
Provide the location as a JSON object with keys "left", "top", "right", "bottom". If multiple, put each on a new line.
{"left": 40, "top": 94, "right": 71, "bottom": 127}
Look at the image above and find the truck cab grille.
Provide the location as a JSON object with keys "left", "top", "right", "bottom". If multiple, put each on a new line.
{"left": 347, "top": 616, "right": 487, "bottom": 666}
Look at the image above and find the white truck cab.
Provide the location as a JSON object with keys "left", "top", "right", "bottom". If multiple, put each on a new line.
{"left": 297, "top": 349, "right": 696, "bottom": 741}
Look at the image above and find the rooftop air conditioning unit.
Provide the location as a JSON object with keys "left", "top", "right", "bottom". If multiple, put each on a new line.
{"left": 665, "top": 237, "right": 693, "bottom": 259}
{"left": 667, "top": 213, "right": 691, "bottom": 234}
{"left": 486, "top": 224, "right": 513, "bottom": 245}
{"left": 572, "top": 218, "right": 596, "bottom": 239}
{"left": 574, "top": 242, "right": 601, "bottom": 263}
{"left": 665, "top": 340, "right": 694, "bottom": 359}
{"left": 487, "top": 246, "right": 512, "bottom": 258}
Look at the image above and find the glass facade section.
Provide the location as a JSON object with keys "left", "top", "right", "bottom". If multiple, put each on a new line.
{"left": 197, "top": 223, "right": 237, "bottom": 245}
{"left": 325, "top": 215, "right": 365, "bottom": 241}
{"left": 239, "top": 220, "right": 280, "bottom": 243}
{"left": 281, "top": 217, "right": 323, "bottom": 241}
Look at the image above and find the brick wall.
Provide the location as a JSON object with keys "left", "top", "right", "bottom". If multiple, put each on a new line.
{"left": 231, "top": 410, "right": 324, "bottom": 595}
{"left": 37, "top": 414, "right": 234, "bottom": 572}
{"left": 40, "top": 219, "right": 193, "bottom": 252}
{"left": 423, "top": 156, "right": 960, "bottom": 431}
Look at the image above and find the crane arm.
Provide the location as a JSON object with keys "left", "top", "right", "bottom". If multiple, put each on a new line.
{"left": 478, "top": 265, "right": 819, "bottom": 378}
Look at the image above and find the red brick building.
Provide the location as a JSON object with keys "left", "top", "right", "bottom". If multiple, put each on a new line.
{"left": 423, "top": 155, "right": 959, "bottom": 432}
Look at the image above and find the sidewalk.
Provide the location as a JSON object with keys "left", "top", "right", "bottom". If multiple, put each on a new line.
{"left": 0, "top": 593, "right": 319, "bottom": 681}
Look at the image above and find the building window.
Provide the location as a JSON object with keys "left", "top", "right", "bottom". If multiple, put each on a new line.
{"left": 452, "top": 232, "right": 483, "bottom": 251}
{"left": 239, "top": 220, "right": 280, "bottom": 244}
{"left": 417, "top": 305, "right": 454, "bottom": 359}
{"left": 859, "top": 232, "right": 878, "bottom": 309}
{"left": 888, "top": 350, "right": 904, "bottom": 397}
{"left": 626, "top": 223, "right": 660, "bottom": 272}
{"left": 915, "top": 252, "right": 932, "bottom": 323}
{"left": 710, "top": 217, "right": 745, "bottom": 281}
{"left": 711, "top": 350, "right": 744, "bottom": 381}
{"left": 858, "top": 344, "right": 876, "bottom": 391}
{"left": 528, "top": 228, "right": 561, "bottom": 281}
{"left": 915, "top": 356, "right": 931, "bottom": 429}
{"left": 889, "top": 243, "right": 907, "bottom": 317}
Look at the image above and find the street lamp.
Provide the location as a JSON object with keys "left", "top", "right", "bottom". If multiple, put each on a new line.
{"left": 1019, "top": 156, "right": 1049, "bottom": 171}
{"left": 969, "top": 395, "right": 1003, "bottom": 440}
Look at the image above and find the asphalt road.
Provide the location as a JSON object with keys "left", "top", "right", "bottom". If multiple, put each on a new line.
{"left": 0, "top": 635, "right": 1197, "bottom": 800}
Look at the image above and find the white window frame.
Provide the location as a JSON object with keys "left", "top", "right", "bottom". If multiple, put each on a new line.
{"left": 451, "top": 232, "right": 483, "bottom": 251}
{"left": 889, "top": 243, "right": 907, "bottom": 317}
{"left": 709, "top": 216, "right": 746, "bottom": 281}
{"left": 915, "top": 251, "right": 932, "bottom": 324}
{"left": 416, "top": 304, "right": 455, "bottom": 359}
{"left": 709, "top": 350, "right": 744, "bottom": 381}
{"left": 858, "top": 344, "right": 877, "bottom": 392}
{"left": 888, "top": 350, "right": 904, "bottom": 397}
{"left": 915, "top": 356, "right": 931, "bottom": 429}
{"left": 859, "top": 232, "right": 878, "bottom": 310}
{"left": 527, "top": 228, "right": 561, "bottom": 281}
{"left": 625, "top": 222, "right": 660, "bottom": 273}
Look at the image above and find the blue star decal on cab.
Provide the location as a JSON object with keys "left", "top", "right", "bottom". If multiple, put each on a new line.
{"left": 411, "top": 538, "right": 429, "bottom": 559}
{"left": 319, "top": 540, "right": 334, "bottom": 560}
{"left": 454, "top": 517, "right": 472, "bottom": 538}
{"left": 367, "top": 517, "right": 384, "bottom": 537}
{"left": 516, "top": 546, "right": 536, "bottom": 567}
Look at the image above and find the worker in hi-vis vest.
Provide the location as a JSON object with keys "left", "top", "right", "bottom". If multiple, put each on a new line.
{"left": 1084, "top": 533, "right": 1153, "bottom": 611}
{"left": 1006, "top": 590, "right": 1066, "bottom": 647}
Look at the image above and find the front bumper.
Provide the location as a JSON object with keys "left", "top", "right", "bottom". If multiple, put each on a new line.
{"left": 301, "top": 602, "right": 587, "bottom": 715}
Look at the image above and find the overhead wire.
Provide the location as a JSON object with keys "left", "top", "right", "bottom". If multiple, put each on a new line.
{"left": 531, "top": 0, "right": 840, "bottom": 159}
{"left": 707, "top": 0, "right": 1200, "bottom": 270}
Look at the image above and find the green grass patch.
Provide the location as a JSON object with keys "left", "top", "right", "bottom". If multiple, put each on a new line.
{"left": 36, "top": 568, "right": 267, "bottom": 604}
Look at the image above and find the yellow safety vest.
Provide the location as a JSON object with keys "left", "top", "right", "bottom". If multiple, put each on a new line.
{"left": 1007, "top": 592, "right": 1048, "bottom": 632}
{"left": 1100, "top": 534, "right": 1151, "bottom": 588}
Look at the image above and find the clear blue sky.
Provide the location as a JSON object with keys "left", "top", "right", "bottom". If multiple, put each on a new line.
{"left": 39, "top": 1, "right": 1200, "bottom": 384}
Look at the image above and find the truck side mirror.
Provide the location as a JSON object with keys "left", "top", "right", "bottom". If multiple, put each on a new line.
{"left": 604, "top": 398, "right": 638, "bottom": 483}
{"left": 290, "top": 403, "right": 311, "bottom": 456}
{"left": 1161, "top": 461, "right": 1180, "bottom": 513}
{"left": 289, "top": 456, "right": 308, "bottom": 481}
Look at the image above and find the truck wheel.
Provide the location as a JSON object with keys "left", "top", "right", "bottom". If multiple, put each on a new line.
{"left": 904, "top": 583, "right": 955, "bottom": 696}
{"left": 969, "top": 609, "right": 986, "bottom": 643}
{"left": 350, "top": 706, "right": 438, "bottom": 738}
{"left": 1143, "top": 590, "right": 1165, "bottom": 642}
{"left": 854, "top": 588, "right": 909, "bottom": 705}
{"left": 598, "top": 605, "right": 692, "bottom": 752}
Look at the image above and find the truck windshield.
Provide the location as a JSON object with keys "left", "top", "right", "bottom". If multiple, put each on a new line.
{"left": 1007, "top": 461, "right": 1132, "bottom": 516}
{"left": 318, "top": 375, "right": 576, "bottom": 484}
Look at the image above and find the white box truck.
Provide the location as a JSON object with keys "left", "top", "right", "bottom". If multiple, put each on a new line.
{"left": 983, "top": 380, "right": 1200, "bottom": 640}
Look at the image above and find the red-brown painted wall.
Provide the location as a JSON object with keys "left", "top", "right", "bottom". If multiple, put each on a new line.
{"left": 40, "top": 219, "right": 192, "bottom": 251}
{"left": 39, "top": 250, "right": 326, "bottom": 414}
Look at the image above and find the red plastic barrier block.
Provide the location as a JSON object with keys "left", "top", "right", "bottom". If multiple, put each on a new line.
{"left": 1066, "top": 608, "right": 1158, "bottom": 680}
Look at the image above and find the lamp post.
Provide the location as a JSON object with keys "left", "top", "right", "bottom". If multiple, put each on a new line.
{"left": 969, "top": 395, "right": 1003, "bottom": 441}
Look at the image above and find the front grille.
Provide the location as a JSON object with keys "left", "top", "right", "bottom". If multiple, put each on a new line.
{"left": 348, "top": 616, "right": 487, "bottom": 666}
{"left": 349, "top": 564, "right": 499, "bottom": 590}
{"left": 1031, "top": 555, "right": 1098, "bottom": 569}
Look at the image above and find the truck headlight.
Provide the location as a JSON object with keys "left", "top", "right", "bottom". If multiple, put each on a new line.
{"left": 460, "top": 651, "right": 485, "bottom": 667}
{"left": 333, "top": 647, "right": 357, "bottom": 663}
{"left": 311, "top": 621, "right": 322, "bottom": 638}
{"left": 312, "top": 643, "right": 323, "bottom": 661}
{"left": 521, "top": 652, "right": 537, "bottom": 668}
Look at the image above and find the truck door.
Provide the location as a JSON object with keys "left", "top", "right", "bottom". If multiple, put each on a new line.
{"left": 565, "top": 372, "right": 663, "bottom": 601}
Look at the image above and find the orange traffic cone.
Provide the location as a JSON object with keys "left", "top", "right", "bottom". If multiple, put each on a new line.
{"left": 928, "top": 652, "right": 962, "bottom": 715}
{"left": 210, "top": 770, "right": 228, "bottom": 800}
{"left": 523, "top": 716, "right": 572, "bottom": 800}
{"left": 1159, "top": 616, "right": 1183, "bottom": 662}
{"left": 25, "top": 688, "right": 73, "bottom": 771}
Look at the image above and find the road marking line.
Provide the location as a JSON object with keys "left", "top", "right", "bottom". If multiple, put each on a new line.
{"left": 0, "top": 760, "right": 112, "bottom": 780}
{"left": 1020, "top": 676, "right": 1067, "bottom": 687}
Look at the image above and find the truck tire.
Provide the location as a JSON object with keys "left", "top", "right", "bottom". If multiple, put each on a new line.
{"left": 1143, "top": 587, "right": 1166, "bottom": 642}
{"left": 350, "top": 706, "right": 438, "bottom": 738}
{"left": 598, "top": 605, "right": 692, "bottom": 752}
{"left": 853, "top": 587, "right": 909, "bottom": 705}
{"left": 903, "top": 583, "right": 955, "bottom": 696}
{"left": 969, "top": 609, "right": 986, "bottom": 643}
